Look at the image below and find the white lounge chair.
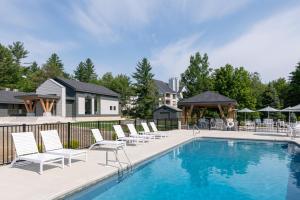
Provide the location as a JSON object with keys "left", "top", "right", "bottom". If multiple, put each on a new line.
{"left": 113, "top": 125, "right": 145, "bottom": 144}
{"left": 141, "top": 122, "right": 167, "bottom": 138}
{"left": 149, "top": 122, "right": 170, "bottom": 135}
{"left": 11, "top": 132, "right": 64, "bottom": 174}
{"left": 89, "top": 129, "right": 126, "bottom": 150}
{"left": 41, "top": 130, "right": 87, "bottom": 167}
{"left": 127, "top": 124, "right": 155, "bottom": 140}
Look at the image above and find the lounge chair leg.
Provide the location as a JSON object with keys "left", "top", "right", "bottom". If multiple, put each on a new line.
{"left": 68, "top": 157, "right": 72, "bottom": 167}
{"left": 40, "top": 163, "right": 43, "bottom": 175}
{"left": 62, "top": 158, "right": 64, "bottom": 169}
{"left": 10, "top": 158, "right": 17, "bottom": 168}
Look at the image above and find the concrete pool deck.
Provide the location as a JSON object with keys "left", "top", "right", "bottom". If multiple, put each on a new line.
{"left": 0, "top": 129, "right": 300, "bottom": 200}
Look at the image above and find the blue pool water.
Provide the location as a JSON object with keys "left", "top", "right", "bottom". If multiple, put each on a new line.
{"left": 67, "top": 139, "right": 300, "bottom": 200}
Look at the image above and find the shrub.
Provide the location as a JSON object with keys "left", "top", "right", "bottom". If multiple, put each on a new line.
{"left": 64, "top": 140, "right": 79, "bottom": 149}
{"left": 112, "top": 133, "right": 117, "bottom": 141}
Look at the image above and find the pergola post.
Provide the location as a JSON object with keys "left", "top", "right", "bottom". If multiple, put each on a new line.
{"left": 23, "top": 99, "right": 36, "bottom": 116}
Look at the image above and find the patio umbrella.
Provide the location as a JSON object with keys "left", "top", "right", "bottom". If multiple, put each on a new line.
{"left": 283, "top": 104, "right": 300, "bottom": 123}
{"left": 238, "top": 108, "right": 255, "bottom": 122}
{"left": 281, "top": 106, "right": 293, "bottom": 123}
{"left": 258, "top": 106, "right": 279, "bottom": 118}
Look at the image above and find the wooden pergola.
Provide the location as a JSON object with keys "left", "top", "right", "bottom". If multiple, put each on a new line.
{"left": 178, "top": 91, "right": 237, "bottom": 124}
{"left": 16, "top": 93, "right": 60, "bottom": 116}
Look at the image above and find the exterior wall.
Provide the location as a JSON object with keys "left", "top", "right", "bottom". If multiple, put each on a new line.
{"left": 36, "top": 79, "right": 66, "bottom": 117}
{"left": 153, "top": 107, "right": 182, "bottom": 119}
{"left": 100, "top": 96, "right": 119, "bottom": 115}
{"left": 77, "top": 96, "right": 85, "bottom": 115}
{"left": 159, "top": 92, "right": 178, "bottom": 107}
{"left": 0, "top": 104, "right": 26, "bottom": 117}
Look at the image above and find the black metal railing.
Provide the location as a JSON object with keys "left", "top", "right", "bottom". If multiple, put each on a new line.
{"left": 182, "top": 117, "right": 292, "bottom": 133}
{"left": 0, "top": 118, "right": 179, "bottom": 165}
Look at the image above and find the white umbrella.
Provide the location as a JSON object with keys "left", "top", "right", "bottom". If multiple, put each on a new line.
{"left": 258, "top": 106, "right": 279, "bottom": 118}
{"left": 289, "top": 104, "right": 300, "bottom": 111}
{"left": 238, "top": 108, "right": 255, "bottom": 122}
{"left": 282, "top": 105, "right": 300, "bottom": 123}
{"left": 281, "top": 107, "right": 293, "bottom": 123}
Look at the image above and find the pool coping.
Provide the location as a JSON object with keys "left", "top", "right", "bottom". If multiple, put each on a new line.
{"left": 53, "top": 134, "right": 300, "bottom": 199}
{"left": 53, "top": 136, "right": 194, "bottom": 199}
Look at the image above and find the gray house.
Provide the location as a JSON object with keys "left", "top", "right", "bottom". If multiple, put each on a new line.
{"left": 0, "top": 90, "right": 27, "bottom": 116}
{"left": 0, "top": 77, "right": 120, "bottom": 118}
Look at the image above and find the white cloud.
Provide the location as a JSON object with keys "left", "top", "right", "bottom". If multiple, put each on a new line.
{"left": 0, "top": 33, "right": 78, "bottom": 65}
{"left": 151, "top": 34, "right": 202, "bottom": 78}
{"left": 179, "top": 0, "right": 250, "bottom": 22}
{"left": 71, "top": 0, "right": 249, "bottom": 42}
{"left": 71, "top": 0, "right": 156, "bottom": 42}
{"left": 151, "top": 6, "right": 300, "bottom": 82}
{"left": 209, "top": 6, "right": 300, "bottom": 81}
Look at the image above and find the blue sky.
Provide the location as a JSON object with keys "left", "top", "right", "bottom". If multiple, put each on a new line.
{"left": 1, "top": 0, "right": 300, "bottom": 82}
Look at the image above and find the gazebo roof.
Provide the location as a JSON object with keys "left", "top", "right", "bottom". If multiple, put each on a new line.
{"left": 178, "top": 91, "right": 237, "bottom": 106}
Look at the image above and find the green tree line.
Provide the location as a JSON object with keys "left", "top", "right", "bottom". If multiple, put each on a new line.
{"left": 1, "top": 42, "right": 300, "bottom": 119}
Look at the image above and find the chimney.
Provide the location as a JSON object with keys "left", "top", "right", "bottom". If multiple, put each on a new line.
{"left": 168, "top": 77, "right": 179, "bottom": 92}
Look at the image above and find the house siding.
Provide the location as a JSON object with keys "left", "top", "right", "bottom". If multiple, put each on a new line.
{"left": 100, "top": 96, "right": 119, "bottom": 115}
{"left": 36, "top": 79, "right": 66, "bottom": 117}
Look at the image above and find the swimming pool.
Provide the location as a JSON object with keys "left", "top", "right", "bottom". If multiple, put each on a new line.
{"left": 66, "top": 139, "right": 300, "bottom": 200}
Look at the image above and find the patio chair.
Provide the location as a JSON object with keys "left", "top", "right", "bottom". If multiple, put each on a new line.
{"left": 198, "top": 118, "right": 208, "bottom": 129}
{"left": 289, "top": 123, "right": 300, "bottom": 138}
{"left": 263, "top": 118, "right": 274, "bottom": 129}
{"left": 113, "top": 125, "right": 146, "bottom": 144}
{"left": 11, "top": 132, "right": 64, "bottom": 174}
{"left": 215, "top": 118, "right": 225, "bottom": 130}
{"left": 255, "top": 119, "right": 262, "bottom": 126}
{"left": 41, "top": 130, "right": 87, "bottom": 167}
{"left": 141, "top": 122, "right": 167, "bottom": 138}
{"left": 89, "top": 129, "right": 126, "bottom": 150}
{"left": 149, "top": 122, "right": 171, "bottom": 135}
{"left": 127, "top": 124, "right": 155, "bottom": 140}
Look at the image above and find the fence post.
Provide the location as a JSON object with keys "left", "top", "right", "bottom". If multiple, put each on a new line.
{"left": 208, "top": 118, "right": 211, "bottom": 130}
{"left": 67, "top": 122, "right": 71, "bottom": 148}
{"left": 22, "top": 124, "right": 26, "bottom": 132}
{"left": 255, "top": 122, "right": 257, "bottom": 132}
{"left": 134, "top": 119, "right": 137, "bottom": 128}
{"left": 97, "top": 121, "right": 100, "bottom": 129}
{"left": 165, "top": 119, "right": 167, "bottom": 131}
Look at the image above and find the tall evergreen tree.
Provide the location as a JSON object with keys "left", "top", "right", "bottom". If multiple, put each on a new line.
{"left": 181, "top": 52, "right": 213, "bottom": 97}
{"left": 132, "top": 58, "right": 158, "bottom": 118}
{"left": 261, "top": 83, "right": 281, "bottom": 108}
{"left": 8, "top": 41, "right": 29, "bottom": 65}
{"left": 42, "top": 53, "right": 66, "bottom": 79}
{"left": 0, "top": 44, "right": 20, "bottom": 88}
{"left": 74, "top": 58, "right": 97, "bottom": 82}
{"left": 287, "top": 62, "right": 300, "bottom": 106}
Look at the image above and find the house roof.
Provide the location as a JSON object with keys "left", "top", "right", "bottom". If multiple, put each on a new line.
{"left": 178, "top": 91, "right": 237, "bottom": 106}
{"left": 154, "top": 79, "right": 176, "bottom": 94}
{"left": 154, "top": 105, "right": 182, "bottom": 112}
{"left": 54, "top": 77, "right": 119, "bottom": 97}
{"left": 0, "top": 90, "right": 28, "bottom": 104}
{"left": 15, "top": 93, "right": 60, "bottom": 100}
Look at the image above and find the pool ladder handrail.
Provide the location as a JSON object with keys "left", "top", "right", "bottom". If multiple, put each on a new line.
{"left": 192, "top": 124, "right": 201, "bottom": 136}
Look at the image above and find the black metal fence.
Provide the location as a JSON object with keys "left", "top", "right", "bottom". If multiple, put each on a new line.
{"left": 0, "top": 118, "right": 179, "bottom": 165}
{"left": 184, "top": 117, "right": 291, "bottom": 133}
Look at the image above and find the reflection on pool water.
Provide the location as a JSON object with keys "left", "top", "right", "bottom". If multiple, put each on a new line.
{"left": 67, "top": 139, "right": 300, "bottom": 200}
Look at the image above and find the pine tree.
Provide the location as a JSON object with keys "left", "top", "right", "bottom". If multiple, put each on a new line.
{"left": 42, "top": 53, "right": 65, "bottom": 78}
{"left": 287, "top": 62, "right": 300, "bottom": 106}
{"left": 8, "top": 41, "right": 29, "bottom": 65}
{"left": 0, "top": 44, "right": 20, "bottom": 88}
{"left": 132, "top": 58, "right": 158, "bottom": 118}
{"left": 74, "top": 58, "right": 97, "bottom": 82}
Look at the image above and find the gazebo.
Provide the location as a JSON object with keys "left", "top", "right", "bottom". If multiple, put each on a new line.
{"left": 178, "top": 91, "right": 237, "bottom": 124}
{"left": 15, "top": 93, "right": 60, "bottom": 116}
